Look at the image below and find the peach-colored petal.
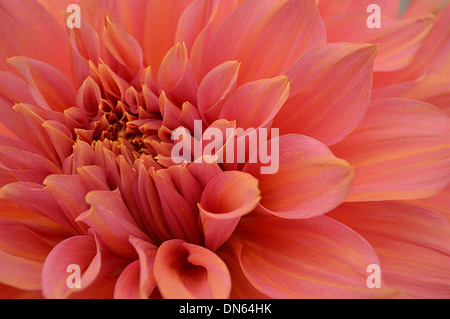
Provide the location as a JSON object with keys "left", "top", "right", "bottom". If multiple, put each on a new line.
{"left": 405, "top": 184, "right": 450, "bottom": 222}
{"left": 0, "top": 146, "right": 61, "bottom": 184}
{"left": 0, "top": 219, "right": 54, "bottom": 290}
{"left": 220, "top": 76, "right": 290, "bottom": 129}
{"left": 114, "top": 236, "right": 157, "bottom": 299}
{"left": 150, "top": 168, "right": 202, "bottom": 245}
{"left": 8, "top": 57, "right": 76, "bottom": 112}
{"left": 217, "top": 246, "right": 269, "bottom": 299}
{"left": 318, "top": 0, "right": 400, "bottom": 21}
{"left": 0, "top": 72, "right": 34, "bottom": 138}
{"left": 187, "top": 160, "right": 223, "bottom": 189}
{"left": 244, "top": 135, "right": 354, "bottom": 219}
{"left": 331, "top": 98, "right": 450, "bottom": 202}
{"left": 158, "top": 42, "right": 198, "bottom": 105}
{"left": 197, "top": 61, "right": 240, "bottom": 124}
{"left": 374, "top": 5, "right": 450, "bottom": 88}
{"left": 42, "top": 233, "right": 126, "bottom": 299}
{"left": 154, "top": 239, "right": 231, "bottom": 299}
{"left": 134, "top": 160, "right": 172, "bottom": 244}
{"left": 402, "top": 0, "right": 449, "bottom": 19}
{"left": 228, "top": 215, "right": 394, "bottom": 298}
{"left": 201, "top": 0, "right": 326, "bottom": 82}
{"left": 372, "top": 71, "right": 450, "bottom": 116}
{"left": 82, "top": 0, "right": 194, "bottom": 74}
{"left": 329, "top": 202, "right": 450, "bottom": 298}
{"left": 36, "top": 0, "right": 75, "bottom": 28}
{"left": 174, "top": 0, "right": 220, "bottom": 52}
{"left": 0, "top": 182, "right": 78, "bottom": 233}
{"left": 273, "top": 43, "right": 377, "bottom": 146}
{"left": 326, "top": 13, "right": 434, "bottom": 72}
{"left": 0, "top": 283, "right": 43, "bottom": 299}
{"left": 77, "top": 190, "right": 151, "bottom": 259}
{"left": 199, "top": 171, "right": 261, "bottom": 251}
{"left": 0, "top": 0, "right": 71, "bottom": 78}
{"left": 103, "top": 14, "right": 144, "bottom": 72}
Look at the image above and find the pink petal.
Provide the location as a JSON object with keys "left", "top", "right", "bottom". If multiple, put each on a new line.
{"left": 154, "top": 239, "right": 231, "bottom": 299}
{"left": 103, "top": 14, "right": 144, "bottom": 72}
{"left": 0, "top": 219, "right": 54, "bottom": 290}
{"left": 158, "top": 42, "right": 198, "bottom": 105}
{"left": 273, "top": 43, "right": 378, "bottom": 146}
{"left": 228, "top": 215, "right": 394, "bottom": 298}
{"left": 42, "top": 233, "right": 126, "bottom": 299}
{"left": 0, "top": 0, "right": 71, "bottom": 79}
{"left": 197, "top": 61, "right": 240, "bottom": 124}
{"left": 0, "top": 146, "right": 61, "bottom": 184}
{"left": 114, "top": 236, "right": 157, "bottom": 299}
{"left": 374, "top": 5, "right": 450, "bottom": 88}
{"left": 331, "top": 98, "right": 450, "bottom": 201}
{"left": 244, "top": 135, "right": 354, "bottom": 219}
{"left": 77, "top": 190, "right": 151, "bottom": 259}
{"left": 405, "top": 184, "right": 450, "bottom": 223}
{"left": 329, "top": 202, "right": 450, "bottom": 298}
{"left": 199, "top": 171, "right": 261, "bottom": 251}
{"left": 219, "top": 76, "right": 290, "bottom": 129}
{"left": 201, "top": 0, "right": 326, "bottom": 82}
{"left": 326, "top": 13, "right": 434, "bottom": 72}
{"left": 8, "top": 57, "right": 76, "bottom": 112}
{"left": 187, "top": 161, "right": 223, "bottom": 189}
{"left": 150, "top": 168, "right": 203, "bottom": 245}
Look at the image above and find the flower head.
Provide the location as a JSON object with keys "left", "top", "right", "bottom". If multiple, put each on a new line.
{"left": 0, "top": 0, "right": 449, "bottom": 299}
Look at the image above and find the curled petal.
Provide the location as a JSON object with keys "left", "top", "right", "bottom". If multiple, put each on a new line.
{"left": 199, "top": 171, "right": 261, "bottom": 251}
{"left": 77, "top": 190, "right": 150, "bottom": 259}
{"left": 244, "top": 135, "right": 354, "bottom": 219}
{"left": 42, "top": 233, "right": 125, "bottom": 299}
{"left": 114, "top": 236, "right": 157, "bottom": 299}
{"left": 154, "top": 239, "right": 231, "bottom": 299}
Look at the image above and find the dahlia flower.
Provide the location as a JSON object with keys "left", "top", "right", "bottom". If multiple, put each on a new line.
{"left": 0, "top": 0, "right": 449, "bottom": 299}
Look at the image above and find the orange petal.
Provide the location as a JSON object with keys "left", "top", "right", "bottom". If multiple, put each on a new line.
{"left": 244, "top": 135, "right": 354, "bottom": 219}
{"left": 8, "top": 57, "right": 76, "bottom": 112}
{"left": 42, "top": 233, "right": 126, "bottom": 299}
{"left": 114, "top": 236, "right": 157, "bottom": 299}
{"left": 228, "top": 215, "right": 393, "bottom": 298}
{"left": 103, "top": 14, "right": 144, "bottom": 72}
{"left": 331, "top": 98, "right": 450, "bottom": 201}
{"left": 329, "top": 202, "right": 450, "bottom": 298}
{"left": 158, "top": 43, "right": 198, "bottom": 105}
{"left": 273, "top": 43, "right": 378, "bottom": 146}
{"left": 326, "top": 13, "right": 434, "bottom": 72}
{"left": 77, "top": 190, "right": 151, "bottom": 259}
{"left": 201, "top": 0, "right": 326, "bottom": 82}
{"left": 197, "top": 61, "right": 240, "bottom": 124}
{"left": 0, "top": 146, "right": 61, "bottom": 184}
{"left": 0, "top": 219, "right": 54, "bottom": 290}
{"left": 150, "top": 168, "right": 202, "bottom": 245}
{"left": 0, "top": 0, "right": 71, "bottom": 79}
{"left": 405, "top": 184, "right": 450, "bottom": 223}
{"left": 199, "top": 171, "right": 261, "bottom": 251}
{"left": 220, "top": 76, "right": 290, "bottom": 129}
{"left": 154, "top": 239, "right": 231, "bottom": 299}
